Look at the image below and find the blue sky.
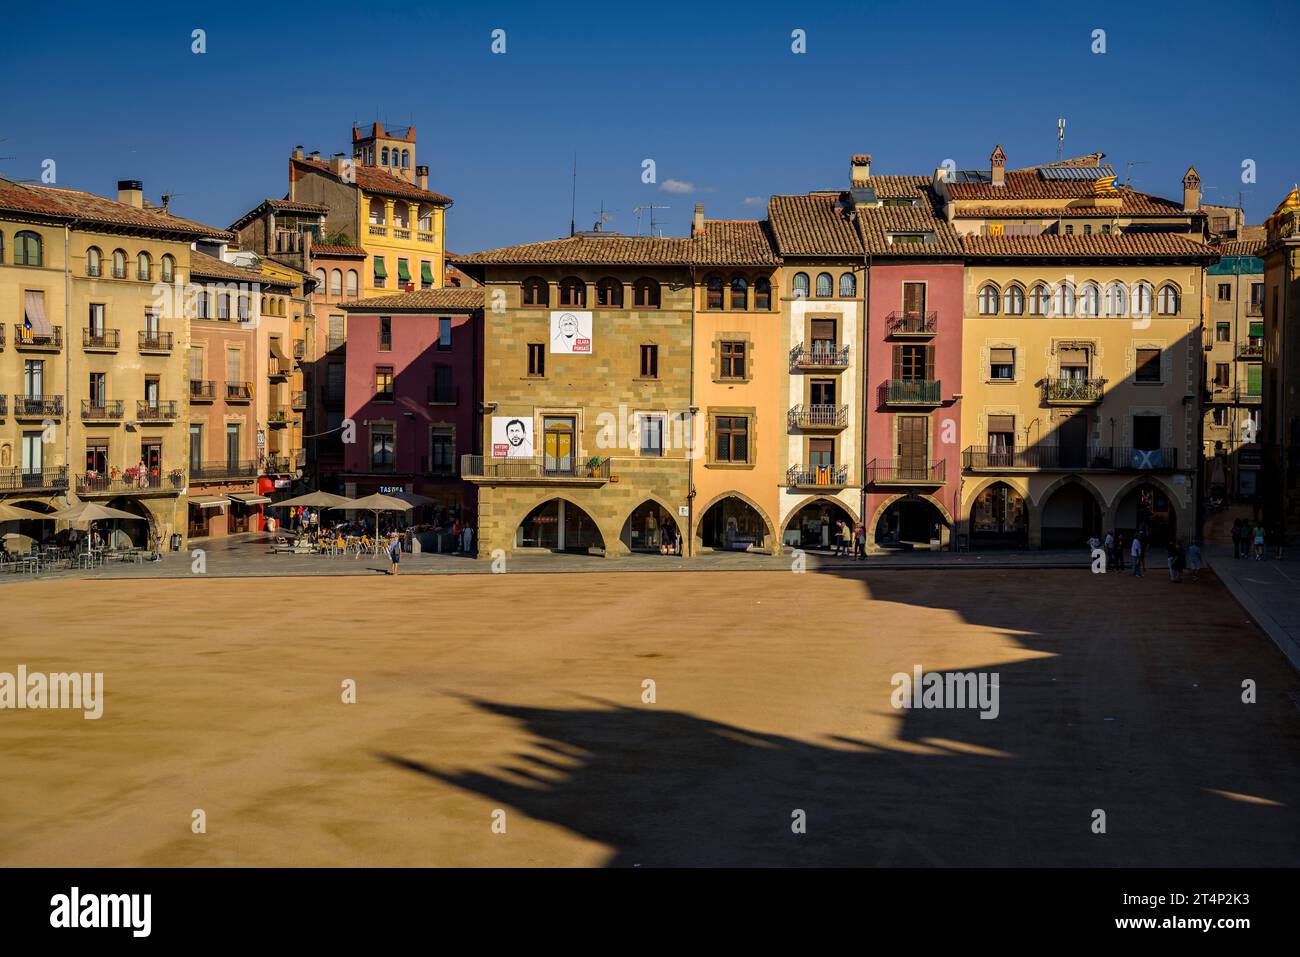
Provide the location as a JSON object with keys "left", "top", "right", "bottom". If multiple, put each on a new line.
{"left": 5, "top": 0, "right": 1296, "bottom": 252}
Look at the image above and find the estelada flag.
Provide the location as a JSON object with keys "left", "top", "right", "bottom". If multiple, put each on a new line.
{"left": 1092, "top": 174, "right": 1119, "bottom": 196}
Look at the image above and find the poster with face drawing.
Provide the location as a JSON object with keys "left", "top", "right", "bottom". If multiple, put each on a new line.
{"left": 491, "top": 416, "right": 534, "bottom": 458}
{"left": 550, "top": 311, "right": 593, "bottom": 354}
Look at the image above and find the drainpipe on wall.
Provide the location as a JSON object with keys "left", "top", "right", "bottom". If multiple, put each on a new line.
{"left": 860, "top": 249, "right": 870, "bottom": 539}
{"left": 686, "top": 263, "right": 696, "bottom": 557}
{"left": 63, "top": 224, "right": 72, "bottom": 502}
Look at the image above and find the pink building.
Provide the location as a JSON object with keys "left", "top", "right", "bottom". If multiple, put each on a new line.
{"left": 857, "top": 174, "right": 965, "bottom": 551}
{"left": 340, "top": 289, "right": 484, "bottom": 518}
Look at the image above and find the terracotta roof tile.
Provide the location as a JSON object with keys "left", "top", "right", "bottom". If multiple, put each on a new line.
{"left": 188, "top": 251, "right": 274, "bottom": 284}
{"left": 292, "top": 158, "right": 452, "bottom": 205}
{"left": 694, "top": 220, "right": 780, "bottom": 265}
{"left": 961, "top": 233, "right": 1217, "bottom": 260}
{"left": 453, "top": 234, "right": 696, "bottom": 266}
{"left": 0, "top": 179, "right": 232, "bottom": 240}
{"left": 228, "top": 197, "right": 330, "bottom": 231}
{"left": 339, "top": 288, "right": 484, "bottom": 311}
{"left": 947, "top": 169, "right": 1127, "bottom": 202}
{"left": 768, "top": 193, "right": 862, "bottom": 257}
{"left": 311, "top": 244, "right": 367, "bottom": 258}
{"left": 855, "top": 179, "right": 963, "bottom": 257}
{"left": 952, "top": 188, "right": 1190, "bottom": 219}
{"left": 1210, "top": 239, "right": 1263, "bottom": 258}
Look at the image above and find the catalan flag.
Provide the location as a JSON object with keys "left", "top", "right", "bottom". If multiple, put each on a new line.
{"left": 1092, "top": 174, "right": 1119, "bottom": 196}
{"left": 1274, "top": 184, "right": 1299, "bottom": 215}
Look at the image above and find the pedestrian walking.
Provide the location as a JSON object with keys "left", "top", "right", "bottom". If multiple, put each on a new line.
{"left": 1131, "top": 535, "right": 1143, "bottom": 577}
{"left": 1230, "top": 519, "right": 1243, "bottom": 559}
{"left": 1167, "top": 541, "right": 1182, "bottom": 583}
{"left": 461, "top": 522, "right": 473, "bottom": 555}
{"left": 839, "top": 520, "right": 852, "bottom": 558}
{"left": 1104, "top": 530, "right": 1114, "bottom": 567}
{"left": 1186, "top": 541, "right": 1202, "bottom": 581}
{"left": 387, "top": 534, "right": 402, "bottom": 575}
{"left": 854, "top": 523, "right": 867, "bottom": 560}
{"left": 1253, "top": 524, "right": 1265, "bottom": 561}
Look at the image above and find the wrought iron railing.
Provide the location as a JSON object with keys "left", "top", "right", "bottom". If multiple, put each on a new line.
{"left": 866, "top": 459, "right": 946, "bottom": 484}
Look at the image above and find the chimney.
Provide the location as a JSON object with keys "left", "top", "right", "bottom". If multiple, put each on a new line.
{"left": 330, "top": 152, "right": 346, "bottom": 177}
{"left": 417, "top": 165, "right": 429, "bottom": 190}
{"left": 292, "top": 145, "right": 304, "bottom": 160}
{"left": 117, "top": 179, "right": 144, "bottom": 209}
{"left": 692, "top": 202, "right": 705, "bottom": 236}
{"left": 991, "top": 145, "right": 1006, "bottom": 188}
{"left": 851, "top": 154, "right": 871, "bottom": 187}
{"left": 1183, "top": 166, "right": 1201, "bottom": 212}
{"left": 308, "top": 150, "right": 320, "bottom": 161}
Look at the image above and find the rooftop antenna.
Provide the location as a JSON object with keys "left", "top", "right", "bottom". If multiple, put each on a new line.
{"left": 592, "top": 201, "right": 615, "bottom": 232}
{"left": 1124, "top": 160, "right": 1148, "bottom": 188}
{"left": 634, "top": 204, "right": 671, "bottom": 237}
{"left": 569, "top": 153, "right": 577, "bottom": 237}
{"left": 1057, "top": 117, "right": 1065, "bottom": 163}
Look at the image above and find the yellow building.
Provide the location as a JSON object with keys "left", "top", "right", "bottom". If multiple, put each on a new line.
{"left": 940, "top": 148, "right": 1216, "bottom": 548}
{"left": 0, "top": 177, "right": 231, "bottom": 549}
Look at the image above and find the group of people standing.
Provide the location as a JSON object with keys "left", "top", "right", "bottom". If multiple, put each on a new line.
{"left": 1229, "top": 519, "right": 1277, "bottom": 561}
{"left": 833, "top": 520, "right": 867, "bottom": 560}
{"left": 1091, "top": 528, "right": 1201, "bottom": 583}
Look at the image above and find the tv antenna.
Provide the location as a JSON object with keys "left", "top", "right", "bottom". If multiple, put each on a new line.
{"left": 1056, "top": 117, "right": 1065, "bottom": 163}
{"left": 1124, "top": 160, "right": 1147, "bottom": 188}
{"left": 592, "top": 201, "right": 615, "bottom": 231}
{"left": 569, "top": 152, "right": 577, "bottom": 237}
{"left": 634, "top": 204, "right": 671, "bottom": 237}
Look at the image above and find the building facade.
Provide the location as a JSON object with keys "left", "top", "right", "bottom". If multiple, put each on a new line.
{"left": 1259, "top": 189, "right": 1300, "bottom": 541}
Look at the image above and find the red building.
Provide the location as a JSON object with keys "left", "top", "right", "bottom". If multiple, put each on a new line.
{"left": 340, "top": 289, "right": 484, "bottom": 517}
{"left": 857, "top": 172, "right": 965, "bottom": 551}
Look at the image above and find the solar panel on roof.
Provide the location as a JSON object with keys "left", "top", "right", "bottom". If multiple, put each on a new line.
{"left": 952, "top": 171, "right": 992, "bottom": 184}
{"left": 849, "top": 187, "right": 877, "bottom": 204}
{"left": 1038, "top": 164, "right": 1116, "bottom": 181}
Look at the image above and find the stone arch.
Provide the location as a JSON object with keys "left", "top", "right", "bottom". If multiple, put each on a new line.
{"left": 963, "top": 479, "right": 1030, "bottom": 549}
{"left": 693, "top": 489, "right": 777, "bottom": 553}
{"left": 782, "top": 495, "right": 860, "bottom": 552}
{"left": 782, "top": 494, "right": 860, "bottom": 530}
{"left": 1107, "top": 474, "right": 1184, "bottom": 547}
{"left": 619, "top": 495, "right": 684, "bottom": 555}
{"left": 1030, "top": 473, "right": 1106, "bottom": 510}
{"left": 869, "top": 492, "right": 953, "bottom": 553}
{"left": 1032, "top": 475, "right": 1105, "bottom": 548}
{"left": 102, "top": 496, "right": 156, "bottom": 548}
{"left": 510, "top": 494, "right": 607, "bottom": 555}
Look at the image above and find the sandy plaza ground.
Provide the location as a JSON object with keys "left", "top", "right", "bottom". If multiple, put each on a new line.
{"left": 1, "top": 566, "right": 1298, "bottom": 867}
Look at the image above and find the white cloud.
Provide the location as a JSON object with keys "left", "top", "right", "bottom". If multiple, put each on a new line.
{"left": 742, "top": 196, "right": 765, "bottom": 206}
{"left": 660, "top": 179, "right": 698, "bottom": 194}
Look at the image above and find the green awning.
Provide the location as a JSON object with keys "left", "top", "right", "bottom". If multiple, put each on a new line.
{"left": 1249, "top": 321, "right": 1264, "bottom": 338}
{"left": 1248, "top": 364, "right": 1262, "bottom": 395}
{"left": 420, "top": 261, "right": 434, "bottom": 284}
{"left": 397, "top": 259, "right": 411, "bottom": 282}
{"left": 373, "top": 256, "right": 387, "bottom": 279}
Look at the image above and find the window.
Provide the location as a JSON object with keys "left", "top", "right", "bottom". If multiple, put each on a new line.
{"left": 381, "top": 147, "right": 390, "bottom": 165}
{"left": 839, "top": 272, "right": 856, "bottom": 297}
{"left": 720, "top": 341, "right": 746, "bottom": 379}
{"left": 1135, "top": 348, "right": 1161, "bottom": 383}
{"left": 1059, "top": 348, "right": 1089, "bottom": 381}
{"left": 893, "top": 344, "right": 933, "bottom": 381}
{"left": 1217, "top": 283, "right": 1231, "bottom": 302}
{"left": 161, "top": 255, "right": 174, "bottom": 283}
{"left": 1132, "top": 415, "right": 1161, "bottom": 451}
{"left": 1246, "top": 363, "right": 1262, "bottom": 396}
{"left": 978, "top": 284, "right": 999, "bottom": 315}
{"left": 705, "top": 275, "right": 724, "bottom": 310}
{"left": 420, "top": 261, "right": 433, "bottom": 289}
{"left": 402, "top": 149, "right": 410, "bottom": 168}
{"left": 1212, "top": 406, "right": 1229, "bottom": 427}
{"left": 375, "top": 366, "right": 395, "bottom": 400}
{"left": 438, "top": 317, "right": 452, "bottom": 350}
{"left": 14, "top": 230, "right": 41, "bottom": 266}
{"left": 1216, "top": 322, "right": 1231, "bottom": 342}
{"left": 369, "top": 199, "right": 385, "bottom": 225}
{"left": 237, "top": 296, "right": 249, "bottom": 321}
{"left": 87, "top": 246, "right": 102, "bottom": 277}
{"left": 430, "top": 427, "right": 455, "bottom": 474}
{"left": 754, "top": 277, "right": 771, "bottom": 310}
{"left": 639, "top": 344, "right": 658, "bottom": 378}
{"left": 792, "top": 272, "right": 810, "bottom": 299}
{"left": 346, "top": 270, "right": 359, "bottom": 296}
{"left": 559, "top": 277, "right": 586, "bottom": 307}
{"left": 596, "top": 278, "right": 623, "bottom": 308}
{"left": 112, "top": 249, "right": 127, "bottom": 278}
{"left": 633, "top": 278, "right": 660, "bottom": 308}
{"left": 522, "top": 277, "right": 549, "bottom": 306}
{"left": 1052, "top": 282, "right": 1075, "bottom": 317}
{"left": 432, "top": 366, "right": 455, "bottom": 403}
{"left": 137, "top": 252, "right": 151, "bottom": 281}
{"left": 903, "top": 282, "right": 928, "bottom": 318}
{"left": 729, "top": 276, "right": 748, "bottom": 310}
{"left": 217, "top": 293, "right": 230, "bottom": 320}
{"left": 714, "top": 415, "right": 748, "bottom": 463}
{"left": 370, "top": 425, "right": 395, "bottom": 469}
{"left": 88, "top": 372, "right": 106, "bottom": 407}
{"left": 330, "top": 269, "right": 342, "bottom": 296}
{"left": 987, "top": 415, "right": 1015, "bottom": 458}
{"left": 1133, "top": 283, "right": 1152, "bottom": 317}
{"left": 87, "top": 442, "right": 109, "bottom": 475}
{"left": 397, "top": 258, "right": 411, "bottom": 285}
{"left": 815, "top": 272, "right": 833, "bottom": 297}
{"left": 379, "top": 317, "right": 392, "bottom": 351}
{"left": 1083, "top": 224, "right": 1093, "bottom": 236}
{"left": 640, "top": 415, "right": 664, "bottom": 457}
{"left": 1028, "top": 284, "right": 1049, "bottom": 316}
{"left": 1064, "top": 224, "right": 1074, "bottom": 236}
{"left": 1078, "top": 283, "right": 1100, "bottom": 317}
{"left": 23, "top": 359, "right": 44, "bottom": 397}
{"left": 88, "top": 302, "right": 105, "bottom": 337}
{"left": 196, "top": 290, "right": 211, "bottom": 320}
{"left": 418, "top": 205, "right": 434, "bottom": 231}
{"left": 990, "top": 348, "right": 1015, "bottom": 380}
{"left": 1249, "top": 283, "right": 1264, "bottom": 315}
{"left": 1003, "top": 285, "right": 1025, "bottom": 315}
{"left": 811, "top": 318, "right": 837, "bottom": 353}
{"left": 1157, "top": 284, "right": 1179, "bottom": 315}
{"left": 393, "top": 205, "right": 409, "bottom": 230}
{"left": 1213, "top": 362, "right": 1230, "bottom": 388}
{"left": 373, "top": 256, "right": 387, "bottom": 287}
{"left": 527, "top": 342, "right": 545, "bottom": 377}
{"left": 1105, "top": 283, "right": 1127, "bottom": 317}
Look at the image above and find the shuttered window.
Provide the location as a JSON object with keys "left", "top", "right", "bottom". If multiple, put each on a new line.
{"left": 1135, "top": 348, "right": 1161, "bottom": 382}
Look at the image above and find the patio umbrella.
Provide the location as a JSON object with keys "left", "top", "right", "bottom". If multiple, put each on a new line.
{"left": 389, "top": 490, "right": 435, "bottom": 507}
{"left": 348, "top": 493, "right": 413, "bottom": 539}
{"left": 0, "top": 503, "right": 51, "bottom": 522}
{"left": 50, "top": 502, "right": 143, "bottom": 523}
{"left": 267, "top": 491, "right": 353, "bottom": 510}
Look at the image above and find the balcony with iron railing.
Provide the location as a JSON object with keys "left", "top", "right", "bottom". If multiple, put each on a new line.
{"left": 138, "top": 331, "right": 173, "bottom": 353}
{"left": 1236, "top": 338, "right": 1264, "bottom": 359}
{"left": 291, "top": 391, "right": 307, "bottom": 411}
{"left": 879, "top": 379, "right": 942, "bottom": 406}
{"left": 12, "top": 394, "right": 63, "bottom": 418}
{"left": 0, "top": 465, "right": 68, "bottom": 492}
{"left": 293, "top": 339, "right": 306, "bottom": 360}
{"left": 263, "top": 455, "right": 293, "bottom": 474}
{"left": 962, "top": 446, "right": 1178, "bottom": 472}
{"left": 225, "top": 382, "right": 254, "bottom": 402}
{"left": 81, "top": 399, "right": 124, "bottom": 421}
{"left": 136, "top": 400, "right": 179, "bottom": 422}
{"left": 788, "top": 403, "right": 848, "bottom": 430}
{"left": 190, "top": 460, "right": 257, "bottom": 480}
{"left": 77, "top": 470, "right": 185, "bottom": 496}
{"left": 190, "top": 380, "right": 216, "bottom": 402}
{"left": 83, "top": 328, "right": 120, "bottom": 351}
{"left": 268, "top": 408, "right": 295, "bottom": 427}
{"left": 1041, "top": 377, "right": 1106, "bottom": 405}
{"left": 0, "top": 395, "right": 6, "bottom": 417}
{"left": 790, "top": 343, "right": 850, "bottom": 371}
{"left": 865, "top": 459, "right": 947, "bottom": 485}
{"left": 786, "top": 464, "right": 849, "bottom": 488}
{"left": 1207, "top": 382, "right": 1233, "bottom": 404}
{"left": 13, "top": 324, "right": 62, "bottom": 350}
{"left": 1234, "top": 386, "right": 1262, "bottom": 404}
{"left": 267, "top": 357, "right": 289, "bottom": 380}
{"left": 885, "top": 311, "right": 938, "bottom": 337}
{"left": 461, "top": 454, "right": 611, "bottom": 484}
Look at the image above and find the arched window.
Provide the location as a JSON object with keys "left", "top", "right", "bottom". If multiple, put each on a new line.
{"left": 1028, "top": 283, "right": 1049, "bottom": 316}
{"left": 792, "top": 272, "right": 810, "bottom": 299}
{"left": 522, "top": 276, "right": 548, "bottom": 307}
{"left": 112, "top": 248, "right": 127, "bottom": 278}
{"left": 86, "top": 246, "right": 102, "bottom": 277}
{"left": 1003, "top": 284, "right": 1025, "bottom": 315}
{"left": 559, "top": 276, "right": 586, "bottom": 307}
{"left": 160, "top": 254, "right": 174, "bottom": 283}
{"left": 417, "top": 204, "right": 434, "bottom": 231}
{"left": 596, "top": 278, "right": 623, "bottom": 308}
{"left": 314, "top": 268, "right": 327, "bottom": 289}
{"left": 330, "top": 269, "right": 342, "bottom": 296}
{"left": 346, "top": 269, "right": 359, "bottom": 297}
{"left": 1078, "top": 283, "right": 1100, "bottom": 317}
{"left": 381, "top": 147, "right": 389, "bottom": 165}
{"left": 14, "top": 230, "right": 42, "bottom": 267}
{"left": 1052, "top": 281, "right": 1075, "bottom": 317}
{"left": 705, "top": 275, "right": 724, "bottom": 310}
{"left": 1105, "top": 282, "right": 1127, "bottom": 317}
{"left": 401, "top": 149, "right": 410, "bottom": 168}
{"left": 754, "top": 277, "right": 772, "bottom": 310}
{"left": 1131, "top": 282, "right": 1152, "bottom": 317}
{"left": 815, "top": 272, "right": 834, "bottom": 297}
{"left": 730, "top": 276, "right": 748, "bottom": 310}
{"left": 634, "top": 278, "right": 660, "bottom": 308}
{"left": 368, "top": 198, "right": 385, "bottom": 225}
{"left": 392, "top": 203, "right": 409, "bottom": 228}
{"left": 1156, "top": 284, "right": 1178, "bottom": 316}
{"left": 978, "top": 284, "right": 999, "bottom": 315}
{"left": 839, "top": 272, "right": 856, "bottom": 297}
{"left": 137, "top": 251, "right": 152, "bottom": 281}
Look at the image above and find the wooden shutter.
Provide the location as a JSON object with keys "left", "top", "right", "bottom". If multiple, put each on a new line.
{"left": 990, "top": 348, "right": 1014, "bottom": 366}
{"left": 892, "top": 345, "right": 903, "bottom": 379}
{"left": 1059, "top": 348, "right": 1088, "bottom": 366}
{"left": 903, "top": 282, "right": 925, "bottom": 316}
{"left": 987, "top": 415, "right": 1015, "bottom": 434}
{"left": 924, "top": 345, "right": 935, "bottom": 380}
